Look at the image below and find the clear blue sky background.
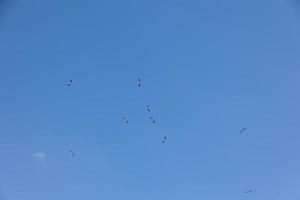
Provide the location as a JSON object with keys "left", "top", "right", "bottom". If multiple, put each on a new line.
{"left": 1, "top": 0, "right": 300, "bottom": 199}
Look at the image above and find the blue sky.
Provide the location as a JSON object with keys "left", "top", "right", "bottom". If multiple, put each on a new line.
{"left": 1, "top": 0, "right": 300, "bottom": 199}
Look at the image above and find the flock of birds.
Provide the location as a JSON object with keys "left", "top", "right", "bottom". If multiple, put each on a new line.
{"left": 66, "top": 78, "right": 251, "bottom": 194}
{"left": 121, "top": 78, "right": 165, "bottom": 143}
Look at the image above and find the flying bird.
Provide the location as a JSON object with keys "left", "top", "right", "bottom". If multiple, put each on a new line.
{"left": 32, "top": 152, "right": 46, "bottom": 160}
{"left": 240, "top": 128, "right": 247, "bottom": 134}
{"left": 194, "top": 145, "right": 198, "bottom": 151}
{"left": 69, "top": 150, "right": 75, "bottom": 158}
{"left": 67, "top": 80, "right": 73, "bottom": 88}
{"left": 147, "top": 104, "right": 151, "bottom": 112}
{"left": 161, "top": 136, "right": 167, "bottom": 143}
{"left": 244, "top": 190, "right": 252, "bottom": 194}
{"left": 149, "top": 117, "right": 156, "bottom": 123}
{"left": 137, "top": 78, "right": 142, "bottom": 87}
{"left": 122, "top": 116, "right": 129, "bottom": 123}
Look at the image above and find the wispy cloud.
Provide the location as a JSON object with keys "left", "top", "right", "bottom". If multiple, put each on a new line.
{"left": 32, "top": 152, "right": 46, "bottom": 160}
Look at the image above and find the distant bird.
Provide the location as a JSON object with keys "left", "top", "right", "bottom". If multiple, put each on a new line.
{"left": 32, "top": 152, "right": 46, "bottom": 160}
{"left": 149, "top": 117, "right": 156, "bottom": 123}
{"left": 244, "top": 190, "right": 252, "bottom": 194}
{"left": 137, "top": 78, "right": 142, "bottom": 87}
{"left": 194, "top": 145, "right": 198, "bottom": 151}
{"left": 161, "top": 136, "right": 167, "bottom": 143}
{"left": 69, "top": 150, "right": 75, "bottom": 158}
{"left": 147, "top": 104, "right": 151, "bottom": 112}
{"left": 240, "top": 128, "right": 247, "bottom": 134}
{"left": 122, "top": 116, "right": 129, "bottom": 123}
{"left": 67, "top": 80, "right": 73, "bottom": 88}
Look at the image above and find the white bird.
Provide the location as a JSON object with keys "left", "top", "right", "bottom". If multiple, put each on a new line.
{"left": 32, "top": 152, "right": 46, "bottom": 160}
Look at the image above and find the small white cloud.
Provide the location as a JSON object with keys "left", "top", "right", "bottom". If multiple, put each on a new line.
{"left": 32, "top": 152, "right": 46, "bottom": 160}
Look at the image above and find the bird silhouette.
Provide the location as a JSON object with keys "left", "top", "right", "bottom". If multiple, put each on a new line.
{"left": 67, "top": 80, "right": 73, "bottom": 88}
{"left": 162, "top": 136, "right": 167, "bottom": 143}
{"left": 147, "top": 104, "right": 151, "bottom": 112}
{"left": 122, "top": 116, "right": 129, "bottom": 123}
{"left": 69, "top": 150, "right": 75, "bottom": 158}
{"left": 240, "top": 128, "right": 247, "bottom": 134}
{"left": 149, "top": 117, "right": 156, "bottom": 123}
{"left": 137, "top": 78, "right": 142, "bottom": 87}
